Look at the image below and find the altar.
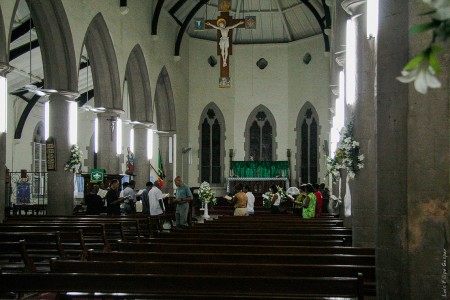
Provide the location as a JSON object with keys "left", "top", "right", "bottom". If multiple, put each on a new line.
{"left": 227, "top": 161, "right": 290, "bottom": 193}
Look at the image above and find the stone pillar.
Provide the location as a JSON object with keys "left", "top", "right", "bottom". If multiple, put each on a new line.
{"left": 342, "top": 0, "right": 377, "bottom": 247}
{"left": 133, "top": 124, "right": 150, "bottom": 188}
{"left": 0, "top": 62, "right": 11, "bottom": 221}
{"left": 97, "top": 110, "right": 123, "bottom": 174}
{"left": 376, "top": 0, "right": 410, "bottom": 298}
{"left": 46, "top": 91, "right": 79, "bottom": 215}
{"left": 327, "top": 0, "right": 347, "bottom": 217}
{"left": 406, "top": 1, "right": 449, "bottom": 299}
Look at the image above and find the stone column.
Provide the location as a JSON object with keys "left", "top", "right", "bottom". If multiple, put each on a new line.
{"left": 376, "top": 0, "right": 410, "bottom": 298}
{"left": 46, "top": 91, "right": 79, "bottom": 215}
{"left": 0, "top": 62, "right": 11, "bottom": 221}
{"left": 96, "top": 110, "right": 123, "bottom": 174}
{"left": 133, "top": 124, "right": 150, "bottom": 188}
{"left": 406, "top": 1, "right": 449, "bottom": 299}
{"left": 342, "top": 0, "right": 377, "bottom": 247}
{"left": 327, "top": 0, "right": 347, "bottom": 218}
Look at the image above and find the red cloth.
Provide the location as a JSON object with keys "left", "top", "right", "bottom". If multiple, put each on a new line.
{"left": 314, "top": 191, "right": 323, "bottom": 217}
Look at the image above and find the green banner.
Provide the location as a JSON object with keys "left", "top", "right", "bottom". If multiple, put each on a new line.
{"left": 231, "top": 161, "right": 289, "bottom": 178}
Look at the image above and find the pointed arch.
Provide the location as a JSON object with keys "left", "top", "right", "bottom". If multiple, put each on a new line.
{"left": 125, "top": 44, "right": 152, "bottom": 123}
{"left": 244, "top": 105, "right": 277, "bottom": 161}
{"left": 84, "top": 13, "right": 121, "bottom": 109}
{"left": 198, "top": 102, "right": 226, "bottom": 185}
{"left": 295, "top": 101, "right": 320, "bottom": 184}
{"left": 26, "top": 0, "right": 77, "bottom": 91}
{"left": 154, "top": 66, "right": 176, "bottom": 131}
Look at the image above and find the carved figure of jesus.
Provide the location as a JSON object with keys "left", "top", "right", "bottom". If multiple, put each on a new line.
{"left": 206, "top": 19, "right": 244, "bottom": 67}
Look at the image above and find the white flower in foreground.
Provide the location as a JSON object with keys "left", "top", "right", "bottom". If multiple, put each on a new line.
{"left": 358, "top": 154, "right": 365, "bottom": 161}
{"left": 423, "top": 0, "right": 450, "bottom": 20}
{"left": 397, "top": 60, "right": 441, "bottom": 94}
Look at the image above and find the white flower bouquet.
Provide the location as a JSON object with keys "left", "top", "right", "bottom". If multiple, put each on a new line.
{"left": 198, "top": 181, "right": 217, "bottom": 206}
{"left": 326, "top": 120, "right": 364, "bottom": 182}
{"left": 64, "top": 144, "right": 83, "bottom": 173}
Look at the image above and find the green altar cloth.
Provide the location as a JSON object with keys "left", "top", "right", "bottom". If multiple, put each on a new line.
{"left": 231, "top": 161, "right": 289, "bottom": 178}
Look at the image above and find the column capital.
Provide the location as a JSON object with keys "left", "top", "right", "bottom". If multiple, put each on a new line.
{"left": 47, "top": 90, "right": 80, "bottom": 102}
{"left": 342, "top": 0, "right": 366, "bottom": 16}
{"left": 133, "top": 121, "right": 154, "bottom": 129}
{"left": 100, "top": 108, "right": 125, "bottom": 116}
{"left": 0, "top": 62, "right": 12, "bottom": 76}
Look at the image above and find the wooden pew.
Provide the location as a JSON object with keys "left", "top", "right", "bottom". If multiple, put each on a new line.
{"left": 184, "top": 227, "right": 352, "bottom": 235}
{"left": 156, "top": 231, "right": 352, "bottom": 245}
{"left": 209, "top": 218, "right": 344, "bottom": 226}
{"left": 117, "top": 241, "right": 374, "bottom": 255}
{"left": 0, "top": 224, "right": 110, "bottom": 254}
{"left": 0, "top": 232, "right": 64, "bottom": 272}
{"left": 5, "top": 216, "right": 156, "bottom": 240}
{"left": 88, "top": 250, "right": 375, "bottom": 265}
{"left": 0, "top": 240, "right": 36, "bottom": 273}
{"left": 0, "top": 272, "right": 364, "bottom": 299}
{"left": 50, "top": 259, "right": 374, "bottom": 296}
{"left": 139, "top": 236, "right": 346, "bottom": 246}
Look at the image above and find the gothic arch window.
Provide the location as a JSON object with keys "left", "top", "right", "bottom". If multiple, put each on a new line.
{"left": 199, "top": 103, "right": 225, "bottom": 184}
{"left": 245, "top": 105, "right": 277, "bottom": 161}
{"left": 296, "top": 103, "right": 320, "bottom": 184}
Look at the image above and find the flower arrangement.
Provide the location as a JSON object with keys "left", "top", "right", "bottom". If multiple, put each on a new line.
{"left": 64, "top": 144, "right": 83, "bottom": 173}
{"left": 262, "top": 186, "right": 287, "bottom": 209}
{"left": 262, "top": 192, "right": 273, "bottom": 208}
{"left": 397, "top": 0, "right": 449, "bottom": 94}
{"left": 326, "top": 120, "right": 364, "bottom": 182}
{"left": 198, "top": 181, "right": 217, "bottom": 206}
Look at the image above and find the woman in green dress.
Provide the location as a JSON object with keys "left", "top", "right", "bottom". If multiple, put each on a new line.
{"left": 301, "top": 184, "right": 316, "bottom": 219}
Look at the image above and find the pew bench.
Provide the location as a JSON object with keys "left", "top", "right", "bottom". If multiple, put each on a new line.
{"left": 88, "top": 250, "right": 375, "bottom": 265}
{"left": 0, "top": 272, "right": 364, "bottom": 299}
{"left": 117, "top": 241, "right": 375, "bottom": 255}
{"left": 0, "top": 232, "right": 64, "bottom": 272}
{"left": 50, "top": 259, "right": 375, "bottom": 296}
{"left": 0, "top": 240, "right": 35, "bottom": 273}
{"left": 156, "top": 231, "right": 353, "bottom": 245}
{"left": 139, "top": 236, "right": 346, "bottom": 246}
{"left": 0, "top": 224, "right": 111, "bottom": 256}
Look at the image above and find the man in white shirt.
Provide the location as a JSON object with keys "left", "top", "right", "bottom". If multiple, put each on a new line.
{"left": 244, "top": 185, "right": 255, "bottom": 215}
{"left": 148, "top": 181, "right": 165, "bottom": 216}
{"left": 122, "top": 180, "right": 136, "bottom": 214}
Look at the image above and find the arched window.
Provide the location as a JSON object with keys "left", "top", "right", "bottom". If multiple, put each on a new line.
{"left": 296, "top": 103, "right": 320, "bottom": 184}
{"left": 245, "top": 105, "right": 277, "bottom": 161}
{"left": 199, "top": 103, "right": 225, "bottom": 184}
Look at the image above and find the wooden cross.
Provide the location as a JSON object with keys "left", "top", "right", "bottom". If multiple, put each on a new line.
{"left": 205, "top": 11, "right": 246, "bottom": 81}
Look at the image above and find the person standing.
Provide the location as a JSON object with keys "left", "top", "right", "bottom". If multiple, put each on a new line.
{"left": 122, "top": 180, "right": 136, "bottom": 214}
{"left": 319, "top": 183, "right": 330, "bottom": 214}
{"left": 141, "top": 181, "right": 153, "bottom": 215}
{"left": 243, "top": 185, "right": 255, "bottom": 215}
{"left": 302, "top": 184, "right": 317, "bottom": 219}
{"left": 227, "top": 184, "right": 248, "bottom": 216}
{"left": 269, "top": 185, "right": 281, "bottom": 214}
{"left": 148, "top": 181, "right": 165, "bottom": 216}
{"left": 84, "top": 184, "right": 104, "bottom": 215}
{"left": 313, "top": 183, "right": 323, "bottom": 217}
{"left": 106, "top": 179, "right": 123, "bottom": 216}
{"left": 174, "top": 176, "right": 193, "bottom": 229}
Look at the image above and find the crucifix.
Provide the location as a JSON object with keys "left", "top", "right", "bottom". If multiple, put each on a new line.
{"left": 205, "top": 7, "right": 247, "bottom": 87}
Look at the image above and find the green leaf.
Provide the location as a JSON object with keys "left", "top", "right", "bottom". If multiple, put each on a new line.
{"left": 410, "top": 22, "right": 436, "bottom": 34}
{"left": 403, "top": 54, "right": 425, "bottom": 71}
{"left": 429, "top": 51, "right": 441, "bottom": 74}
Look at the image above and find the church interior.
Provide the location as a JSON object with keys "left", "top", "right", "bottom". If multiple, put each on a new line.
{"left": 0, "top": 0, "right": 448, "bottom": 299}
